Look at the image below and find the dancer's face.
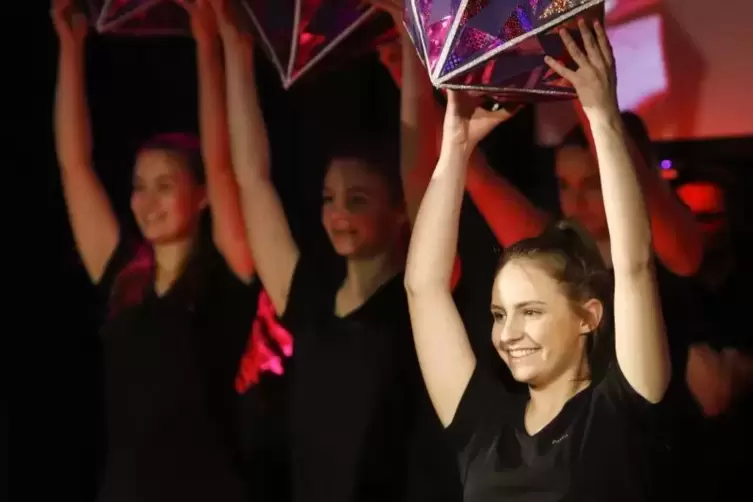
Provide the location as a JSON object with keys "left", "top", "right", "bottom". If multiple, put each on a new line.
{"left": 321, "top": 158, "right": 405, "bottom": 258}
{"left": 556, "top": 146, "right": 608, "bottom": 240}
{"left": 130, "top": 148, "right": 206, "bottom": 245}
{"left": 491, "top": 258, "right": 601, "bottom": 387}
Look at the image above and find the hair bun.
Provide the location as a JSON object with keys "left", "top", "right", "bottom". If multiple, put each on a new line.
{"left": 552, "top": 219, "right": 606, "bottom": 270}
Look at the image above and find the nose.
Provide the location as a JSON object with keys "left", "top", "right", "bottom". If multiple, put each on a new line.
{"left": 496, "top": 316, "right": 524, "bottom": 347}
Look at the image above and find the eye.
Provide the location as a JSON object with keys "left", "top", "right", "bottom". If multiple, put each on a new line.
{"left": 523, "top": 309, "right": 542, "bottom": 317}
{"left": 157, "top": 180, "right": 174, "bottom": 193}
{"left": 322, "top": 194, "right": 333, "bottom": 204}
{"left": 491, "top": 310, "right": 505, "bottom": 322}
{"left": 349, "top": 194, "right": 368, "bottom": 206}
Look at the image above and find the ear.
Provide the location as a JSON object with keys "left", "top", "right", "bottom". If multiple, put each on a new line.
{"left": 579, "top": 298, "right": 604, "bottom": 335}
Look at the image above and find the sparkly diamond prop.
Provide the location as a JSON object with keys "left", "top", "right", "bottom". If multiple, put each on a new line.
{"left": 83, "top": 0, "right": 189, "bottom": 36}
{"left": 404, "top": 0, "right": 605, "bottom": 102}
{"left": 242, "top": 0, "right": 396, "bottom": 89}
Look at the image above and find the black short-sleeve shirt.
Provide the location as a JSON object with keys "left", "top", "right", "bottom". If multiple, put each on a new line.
{"left": 281, "top": 254, "right": 461, "bottom": 502}
{"left": 96, "top": 237, "right": 252, "bottom": 502}
{"left": 446, "top": 362, "right": 664, "bottom": 502}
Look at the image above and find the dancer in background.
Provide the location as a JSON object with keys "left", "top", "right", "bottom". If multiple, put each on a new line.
{"left": 52, "top": 0, "right": 258, "bottom": 500}
{"left": 405, "top": 20, "right": 670, "bottom": 501}
{"left": 212, "top": 0, "right": 459, "bottom": 499}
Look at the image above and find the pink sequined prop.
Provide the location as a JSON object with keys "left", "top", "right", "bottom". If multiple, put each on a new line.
{"left": 235, "top": 290, "right": 294, "bottom": 394}
{"left": 404, "top": 0, "right": 605, "bottom": 102}
{"left": 243, "top": 0, "right": 396, "bottom": 88}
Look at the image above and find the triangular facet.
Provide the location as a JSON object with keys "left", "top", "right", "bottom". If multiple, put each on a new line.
{"left": 414, "top": 0, "right": 463, "bottom": 74}
{"left": 243, "top": 0, "right": 298, "bottom": 82}
{"left": 290, "top": 9, "right": 396, "bottom": 87}
{"left": 438, "top": 2, "right": 538, "bottom": 81}
{"left": 96, "top": 0, "right": 164, "bottom": 32}
{"left": 291, "top": 0, "right": 371, "bottom": 78}
{"left": 98, "top": 0, "right": 188, "bottom": 35}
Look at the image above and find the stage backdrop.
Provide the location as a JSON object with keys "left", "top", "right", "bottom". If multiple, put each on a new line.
{"left": 536, "top": 0, "right": 753, "bottom": 144}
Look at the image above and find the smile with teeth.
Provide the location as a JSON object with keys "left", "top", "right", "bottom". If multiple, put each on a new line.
{"left": 506, "top": 348, "right": 540, "bottom": 359}
{"left": 145, "top": 212, "right": 165, "bottom": 223}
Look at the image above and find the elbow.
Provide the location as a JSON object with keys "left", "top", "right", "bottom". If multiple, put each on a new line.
{"left": 404, "top": 269, "right": 450, "bottom": 298}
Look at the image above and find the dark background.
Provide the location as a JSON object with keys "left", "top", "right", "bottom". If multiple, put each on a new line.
{"left": 31, "top": 5, "right": 752, "bottom": 501}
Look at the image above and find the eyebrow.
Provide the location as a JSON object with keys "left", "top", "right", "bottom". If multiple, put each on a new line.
{"left": 322, "top": 186, "right": 373, "bottom": 195}
{"left": 490, "top": 300, "right": 546, "bottom": 310}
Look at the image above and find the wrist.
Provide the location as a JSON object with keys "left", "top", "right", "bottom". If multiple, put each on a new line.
{"left": 584, "top": 104, "right": 622, "bottom": 129}
{"left": 439, "top": 140, "right": 473, "bottom": 165}
{"left": 59, "top": 40, "right": 84, "bottom": 59}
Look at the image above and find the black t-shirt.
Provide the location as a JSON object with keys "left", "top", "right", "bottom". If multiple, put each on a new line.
{"left": 96, "top": 237, "right": 252, "bottom": 502}
{"left": 281, "top": 254, "right": 461, "bottom": 502}
{"left": 447, "top": 362, "right": 664, "bottom": 502}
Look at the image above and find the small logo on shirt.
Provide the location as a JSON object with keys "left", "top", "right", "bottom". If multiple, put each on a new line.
{"left": 552, "top": 433, "right": 569, "bottom": 445}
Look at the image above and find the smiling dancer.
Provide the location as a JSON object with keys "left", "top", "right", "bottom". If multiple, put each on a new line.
{"left": 405, "top": 19, "right": 670, "bottom": 501}
{"left": 52, "top": 0, "right": 262, "bottom": 499}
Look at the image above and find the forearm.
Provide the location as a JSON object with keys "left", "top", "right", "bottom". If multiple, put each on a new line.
{"left": 590, "top": 113, "right": 652, "bottom": 270}
{"left": 400, "top": 33, "right": 441, "bottom": 225}
{"left": 55, "top": 44, "right": 93, "bottom": 175}
{"left": 196, "top": 36, "right": 254, "bottom": 279}
{"left": 405, "top": 144, "right": 469, "bottom": 293}
{"left": 222, "top": 37, "right": 271, "bottom": 188}
{"left": 466, "top": 149, "right": 548, "bottom": 246}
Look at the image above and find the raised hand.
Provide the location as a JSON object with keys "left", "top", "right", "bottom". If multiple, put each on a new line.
{"left": 51, "top": 0, "right": 88, "bottom": 48}
{"left": 544, "top": 19, "right": 618, "bottom": 121}
{"left": 442, "top": 91, "right": 517, "bottom": 154}
{"left": 185, "top": 0, "right": 219, "bottom": 43}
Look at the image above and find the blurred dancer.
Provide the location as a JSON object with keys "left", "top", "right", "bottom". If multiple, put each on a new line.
{"left": 52, "top": 0, "right": 263, "bottom": 500}
{"left": 212, "top": 0, "right": 459, "bottom": 500}
{"left": 405, "top": 21, "right": 670, "bottom": 501}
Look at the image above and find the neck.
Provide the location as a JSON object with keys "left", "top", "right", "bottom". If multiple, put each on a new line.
{"left": 342, "top": 248, "right": 403, "bottom": 301}
{"left": 528, "top": 367, "right": 590, "bottom": 416}
{"left": 153, "top": 237, "right": 194, "bottom": 285}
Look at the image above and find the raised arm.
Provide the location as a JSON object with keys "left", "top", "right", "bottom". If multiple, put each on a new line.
{"left": 404, "top": 91, "right": 511, "bottom": 425}
{"left": 373, "top": 1, "right": 544, "bottom": 246}
{"left": 546, "top": 21, "right": 670, "bottom": 402}
{"left": 188, "top": 0, "right": 254, "bottom": 282}
{"left": 211, "top": 0, "right": 299, "bottom": 313}
{"left": 52, "top": 0, "right": 119, "bottom": 283}
{"left": 571, "top": 105, "right": 703, "bottom": 276}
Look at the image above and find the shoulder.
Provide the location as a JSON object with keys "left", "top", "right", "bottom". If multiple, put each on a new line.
{"left": 445, "top": 365, "right": 516, "bottom": 451}
{"left": 593, "top": 362, "right": 664, "bottom": 422}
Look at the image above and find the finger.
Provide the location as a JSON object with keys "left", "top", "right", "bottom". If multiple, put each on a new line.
{"left": 577, "top": 18, "right": 603, "bottom": 68}
{"left": 544, "top": 55, "right": 576, "bottom": 83}
{"left": 446, "top": 89, "right": 461, "bottom": 108}
{"left": 592, "top": 20, "right": 613, "bottom": 67}
{"left": 558, "top": 28, "right": 588, "bottom": 68}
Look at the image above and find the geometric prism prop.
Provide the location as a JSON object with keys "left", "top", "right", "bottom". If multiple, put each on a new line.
{"left": 404, "top": 0, "right": 605, "bottom": 102}
{"left": 242, "top": 0, "right": 397, "bottom": 89}
{"left": 83, "top": 0, "right": 190, "bottom": 36}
